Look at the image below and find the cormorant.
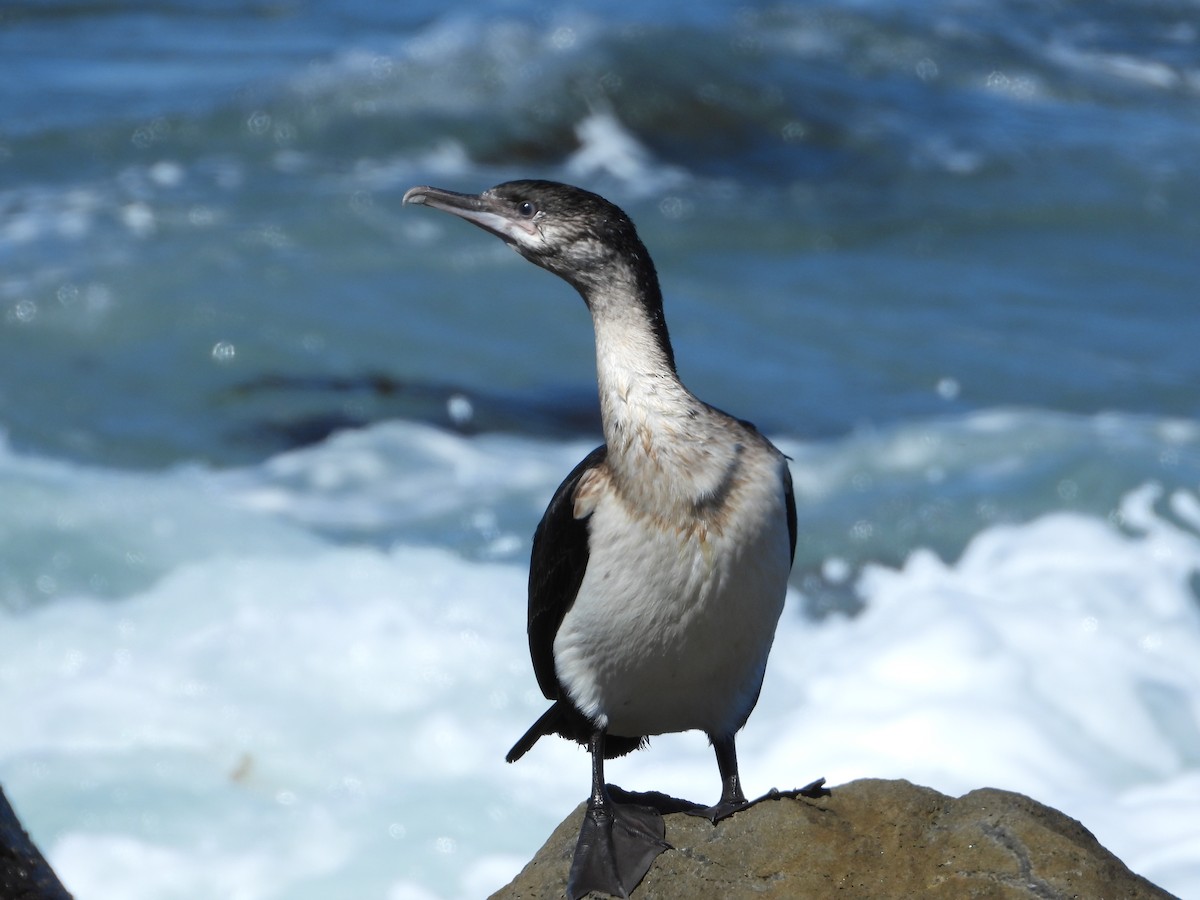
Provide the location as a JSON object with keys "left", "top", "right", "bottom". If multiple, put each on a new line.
{"left": 404, "top": 180, "right": 804, "bottom": 899}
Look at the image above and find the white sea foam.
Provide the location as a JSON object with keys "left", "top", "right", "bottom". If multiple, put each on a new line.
{"left": 1, "top": 420, "right": 1198, "bottom": 898}
{"left": 565, "top": 107, "right": 689, "bottom": 195}
{"left": 2, "top": 541, "right": 536, "bottom": 899}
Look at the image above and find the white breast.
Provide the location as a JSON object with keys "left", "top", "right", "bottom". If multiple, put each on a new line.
{"left": 552, "top": 451, "right": 792, "bottom": 740}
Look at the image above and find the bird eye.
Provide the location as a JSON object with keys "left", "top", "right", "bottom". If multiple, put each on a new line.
{"left": 517, "top": 201, "right": 537, "bottom": 218}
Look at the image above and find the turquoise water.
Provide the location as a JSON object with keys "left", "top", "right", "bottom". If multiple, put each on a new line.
{"left": 3, "top": 0, "right": 1198, "bottom": 468}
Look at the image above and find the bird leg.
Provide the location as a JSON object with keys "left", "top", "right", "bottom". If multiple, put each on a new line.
{"left": 566, "top": 730, "right": 670, "bottom": 900}
{"left": 684, "top": 733, "right": 751, "bottom": 822}
{"left": 687, "top": 734, "right": 830, "bottom": 824}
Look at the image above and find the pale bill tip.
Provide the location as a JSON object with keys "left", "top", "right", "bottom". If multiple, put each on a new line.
{"left": 402, "top": 186, "right": 431, "bottom": 206}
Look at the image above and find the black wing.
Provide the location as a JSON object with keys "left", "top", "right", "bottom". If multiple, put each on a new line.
{"left": 508, "top": 444, "right": 647, "bottom": 762}
{"left": 783, "top": 460, "right": 797, "bottom": 565}
{"left": 527, "top": 444, "right": 607, "bottom": 700}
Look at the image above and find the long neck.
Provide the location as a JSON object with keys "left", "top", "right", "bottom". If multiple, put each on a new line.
{"left": 592, "top": 302, "right": 694, "bottom": 444}
{"left": 586, "top": 278, "right": 749, "bottom": 515}
{"left": 578, "top": 255, "right": 754, "bottom": 522}
{"left": 580, "top": 257, "right": 694, "bottom": 443}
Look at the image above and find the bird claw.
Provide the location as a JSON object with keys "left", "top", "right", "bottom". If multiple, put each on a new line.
{"left": 684, "top": 777, "right": 830, "bottom": 824}
{"left": 761, "top": 777, "right": 831, "bottom": 801}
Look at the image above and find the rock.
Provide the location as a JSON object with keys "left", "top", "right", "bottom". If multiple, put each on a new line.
{"left": 0, "top": 785, "right": 73, "bottom": 900}
{"left": 490, "top": 778, "right": 1177, "bottom": 899}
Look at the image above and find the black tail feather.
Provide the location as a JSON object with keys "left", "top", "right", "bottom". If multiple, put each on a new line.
{"left": 506, "top": 704, "right": 563, "bottom": 763}
{"left": 506, "top": 701, "right": 646, "bottom": 762}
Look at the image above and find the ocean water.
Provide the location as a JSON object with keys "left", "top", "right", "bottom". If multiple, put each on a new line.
{"left": 2, "top": 1, "right": 1200, "bottom": 898}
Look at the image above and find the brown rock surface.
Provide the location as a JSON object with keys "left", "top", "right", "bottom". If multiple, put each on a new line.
{"left": 491, "top": 778, "right": 1177, "bottom": 899}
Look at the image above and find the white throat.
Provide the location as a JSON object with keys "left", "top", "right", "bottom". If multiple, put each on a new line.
{"left": 588, "top": 294, "right": 744, "bottom": 514}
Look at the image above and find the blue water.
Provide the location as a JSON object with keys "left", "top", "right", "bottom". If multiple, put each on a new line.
{"left": 2, "top": 1, "right": 1200, "bottom": 897}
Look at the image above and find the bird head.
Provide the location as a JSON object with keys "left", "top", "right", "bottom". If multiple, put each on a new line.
{"left": 402, "top": 180, "right": 651, "bottom": 297}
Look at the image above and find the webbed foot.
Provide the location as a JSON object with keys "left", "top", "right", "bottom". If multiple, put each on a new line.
{"left": 684, "top": 776, "right": 830, "bottom": 824}
{"left": 567, "top": 796, "right": 670, "bottom": 899}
